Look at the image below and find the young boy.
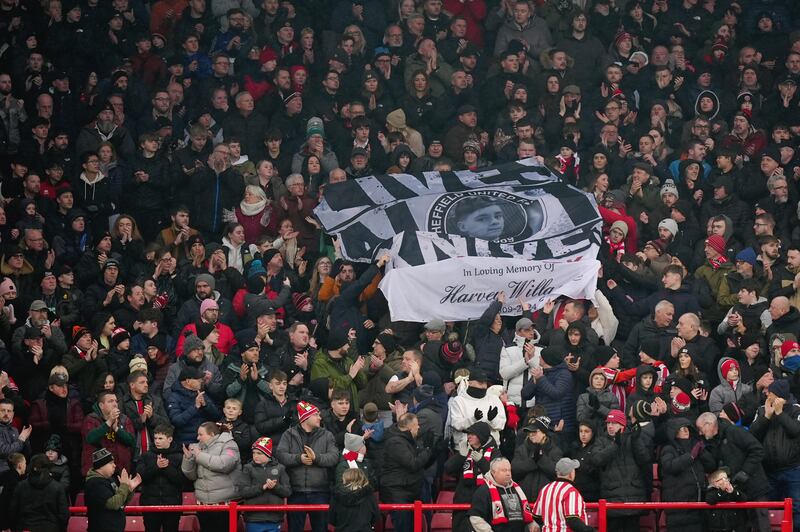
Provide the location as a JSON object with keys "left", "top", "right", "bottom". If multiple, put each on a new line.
{"left": 606, "top": 221, "right": 628, "bottom": 261}
{"left": 555, "top": 139, "right": 580, "bottom": 186}
{"left": 705, "top": 468, "right": 746, "bottom": 532}
{"left": 576, "top": 367, "right": 620, "bottom": 424}
{"left": 240, "top": 437, "right": 291, "bottom": 532}
{"left": 44, "top": 434, "right": 71, "bottom": 494}
{"left": 138, "top": 424, "right": 184, "bottom": 532}
{"left": 253, "top": 370, "right": 295, "bottom": 447}
{"left": 221, "top": 398, "right": 256, "bottom": 462}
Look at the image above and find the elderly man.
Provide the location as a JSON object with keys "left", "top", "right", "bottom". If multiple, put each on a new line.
{"left": 766, "top": 296, "right": 800, "bottom": 340}
{"left": 622, "top": 300, "right": 676, "bottom": 372}
{"left": 469, "top": 457, "right": 536, "bottom": 532}
{"left": 670, "top": 313, "right": 720, "bottom": 385}
{"left": 696, "top": 412, "right": 771, "bottom": 531}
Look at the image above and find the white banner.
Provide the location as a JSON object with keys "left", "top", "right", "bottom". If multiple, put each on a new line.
{"left": 379, "top": 256, "right": 600, "bottom": 322}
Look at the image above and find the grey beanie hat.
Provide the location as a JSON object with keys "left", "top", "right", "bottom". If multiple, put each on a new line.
{"left": 195, "top": 273, "right": 216, "bottom": 290}
{"left": 344, "top": 433, "right": 365, "bottom": 452}
{"left": 183, "top": 333, "right": 204, "bottom": 354}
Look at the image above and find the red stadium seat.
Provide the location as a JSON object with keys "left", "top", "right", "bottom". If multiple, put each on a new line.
{"left": 435, "top": 491, "right": 454, "bottom": 505}
{"left": 586, "top": 510, "right": 598, "bottom": 528}
{"left": 179, "top": 515, "right": 201, "bottom": 532}
{"left": 67, "top": 517, "right": 88, "bottom": 532}
{"left": 639, "top": 511, "right": 657, "bottom": 532}
{"left": 125, "top": 516, "right": 146, "bottom": 531}
{"left": 73, "top": 492, "right": 85, "bottom": 506}
{"left": 769, "top": 509, "right": 784, "bottom": 531}
{"left": 430, "top": 512, "right": 452, "bottom": 531}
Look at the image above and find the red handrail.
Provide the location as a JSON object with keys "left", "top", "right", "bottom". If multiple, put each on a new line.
{"left": 68, "top": 498, "right": 794, "bottom": 531}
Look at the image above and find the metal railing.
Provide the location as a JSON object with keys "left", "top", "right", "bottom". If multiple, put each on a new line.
{"left": 69, "top": 498, "right": 794, "bottom": 531}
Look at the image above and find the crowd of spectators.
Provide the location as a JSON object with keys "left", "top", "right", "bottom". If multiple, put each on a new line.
{"left": 0, "top": 0, "right": 799, "bottom": 531}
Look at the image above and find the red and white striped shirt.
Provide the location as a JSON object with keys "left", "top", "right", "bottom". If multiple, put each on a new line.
{"left": 531, "top": 480, "right": 588, "bottom": 532}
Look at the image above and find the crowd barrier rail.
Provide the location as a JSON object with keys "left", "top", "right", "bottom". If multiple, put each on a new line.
{"left": 69, "top": 497, "right": 794, "bottom": 531}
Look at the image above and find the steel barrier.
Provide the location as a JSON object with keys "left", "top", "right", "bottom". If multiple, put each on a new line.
{"left": 69, "top": 497, "right": 794, "bottom": 531}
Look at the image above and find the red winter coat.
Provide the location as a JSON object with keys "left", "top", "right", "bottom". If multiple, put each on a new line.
{"left": 175, "top": 321, "right": 236, "bottom": 357}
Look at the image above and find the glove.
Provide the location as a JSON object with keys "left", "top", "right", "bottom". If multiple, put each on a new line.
{"left": 474, "top": 408, "right": 483, "bottom": 420}
{"left": 732, "top": 471, "right": 749, "bottom": 485}
{"left": 588, "top": 394, "right": 600, "bottom": 409}
{"left": 487, "top": 406, "right": 499, "bottom": 421}
{"left": 470, "top": 450, "right": 483, "bottom": 462}
{"left": 690, "top": 441, "right": 704, "bottom": 459}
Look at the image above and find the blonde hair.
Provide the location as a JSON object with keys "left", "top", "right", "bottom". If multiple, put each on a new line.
{"left": 224, "top": 398, "right": 243, "bottom": 409}
{"left": 50, "top": 365, "right": 69, "bottom": 378}
{"left": 342, "top": 468, "right": 370, "bottom": 491}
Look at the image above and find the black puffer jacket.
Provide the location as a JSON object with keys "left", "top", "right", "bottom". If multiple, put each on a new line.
{"left": 379, "top": 425, "right": 432, "bottom": 502}
{"left": 567, "top": 427, "right": 610, "bottom": 502}
{"left": 703, "top": 419, "right": 770, "bottom": 499}
{"left": 595, "top": 423, "right": 655, "bottom": 515}
{"left": 329, "top": 483, "right": 380, "bottom": 532}
{"left": 253, "top": 392, "right": 297, "bottom": 447}
{"left": 9, "top": 468, "right": 69, "bottom": 532}
{"left": 749, "top": 401, "right": 800, "bottom": 472}
{"left": 511, "top": 435, "right": 563, "bottom": 501}
{"left": 472, "top": 300, "right": 504, "bottom": 383}
{"left": 660, "top": 418, "right": 711, "bottom": 528}
{"left": 137, "top": 442, "right": 185, "bottom": 505}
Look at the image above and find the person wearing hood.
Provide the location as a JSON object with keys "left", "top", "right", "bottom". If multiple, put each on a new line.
{"left": 137, "top": 424, "right": 185, "bottom": 532}
{"left": 444, "top": 420, "right": 501, "bottom": 532}
{"left": 511, "top": 415, "right": 563, "bottom": 501}
{"left": 595, "top": 409, "right": 654, "bottom": 531}
{"left": 576, "top": 367, "right": 620, "bottom": 425}
{"left": 776, "top": 339, "right": 800, "bottom": 400}
{"left": 660, "top": 417, "right": 711, "bottom": 532}
{"left": 447, "top": 368, "right": 506, "bottom": 456}
{"left": 750, "top": 378, "right": 800, "bottom": 523}
{"left": 83, "top": 448, "right": 141, "bottom": 532}
{"left": 72, "top": 150, "right": 117, "bottom": 241}
{"left": 500, "top": 316, "right": 541, "bottom": 409}
{"left": 700, "top": 175, "right": 752, "bottom": 243}
{"left": 8, "top": 453, "right": 68, "bottom": 532}
{"left": 567, "top": 420, "right": 609, "bottom": 502}
{"left": 560, "top": 320, "right": 597, "bottom": 392}
{"left": 626, "top": 363, "right": 659, "bottom": 407}
{"left": 520, "top": 346, "right": 575, "bottom": 439}
{"left": 181, "top": 421, "right": 241, "bottom": 531}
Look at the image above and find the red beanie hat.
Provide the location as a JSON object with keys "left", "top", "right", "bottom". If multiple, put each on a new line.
{"left": 606, "top": 409, "right": 627, "bottom": 427}
{"left": 781, "top": 340, "right": 800, "bottom": 358}
{"left": 251, "top": 436, "right": 273, "bottom": 457}
{"left": 671, "top": 392, "right": 691, "bottom": 414}
{"left": 297, "top": 401, "right": 320, "bottom": 423}
{"left": 705, "top": 235, "right": 727, "bottom": 256}
{"left": 720, "top": 358, "right": 740, "bottom": 381}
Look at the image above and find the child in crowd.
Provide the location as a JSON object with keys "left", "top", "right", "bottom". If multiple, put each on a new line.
{"left": 138, "top": 424, "right": 184, "bottom": 532}
{"left": 705, "top": 468, "right": 746, "bottom": 532}
{"left": 239, "top": 437, "right": 291, "bottom": 532}
{"left": 329, "top": 468, "right": 379, "bottom": 532}
{"left": 44, "top": 434, "right": 71, "bottom": 494}
{"left": 220, "top": 398, "right": 256, "bottom": 462}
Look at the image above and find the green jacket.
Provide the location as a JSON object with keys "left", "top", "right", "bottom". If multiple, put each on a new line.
{"left": 310, "top": 347, "right": 367, "bottom": 405}
{"left": 695, "top": 261, "right": 736, "bottom": 322}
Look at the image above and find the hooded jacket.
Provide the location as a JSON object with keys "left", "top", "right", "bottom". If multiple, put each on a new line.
{"left": 181, "top": 431, "right": 241, "bottom": 504}
{"left": 576, "top": 375, "right": 620, "bottom": 424}
{"left": 499, "top": 331, "right": 541, "bottom": 406}
{"left": 659, "top": 418, "right": 709, "bottom": 528}
{"left": 511, "top": 434, "right": 563, "bottom": 500}
{"left": 708, "top": 357, "right": 753, "bottom": 413}
{"left": 329, "top": 482, "right": 380, "bottom": 532}
{"left": 443, "top": 422, "right": 501, "bottom": 505}
{"left": 567, "top": 425, "right": 610, "bottom": 502}
{"left": 8, "top": 465, "right": 69, "bottom": 532}
{"left": 705, "top": 419, "right": 770, "bottom": 499}
{"left": 380, "top": 425, "right": 432, "bottom": 501}
{"left": 594, "top": 423, "right": 654, "bottom": 511}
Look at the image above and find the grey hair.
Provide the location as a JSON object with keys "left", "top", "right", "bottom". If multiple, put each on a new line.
{"left": 654, "top": 300, "right": 674, "bottom": 313}
{"left": 696, "top": 412, "right": 717, "bottom": 427}
{"left": 490, "top": 457, "right": 511, "bottom": 473}
{"left": 285, "top": 173, "right": 305, "bottom": 187}
{"left": 767, "top": 174, "right": 788, "bottom": 193}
